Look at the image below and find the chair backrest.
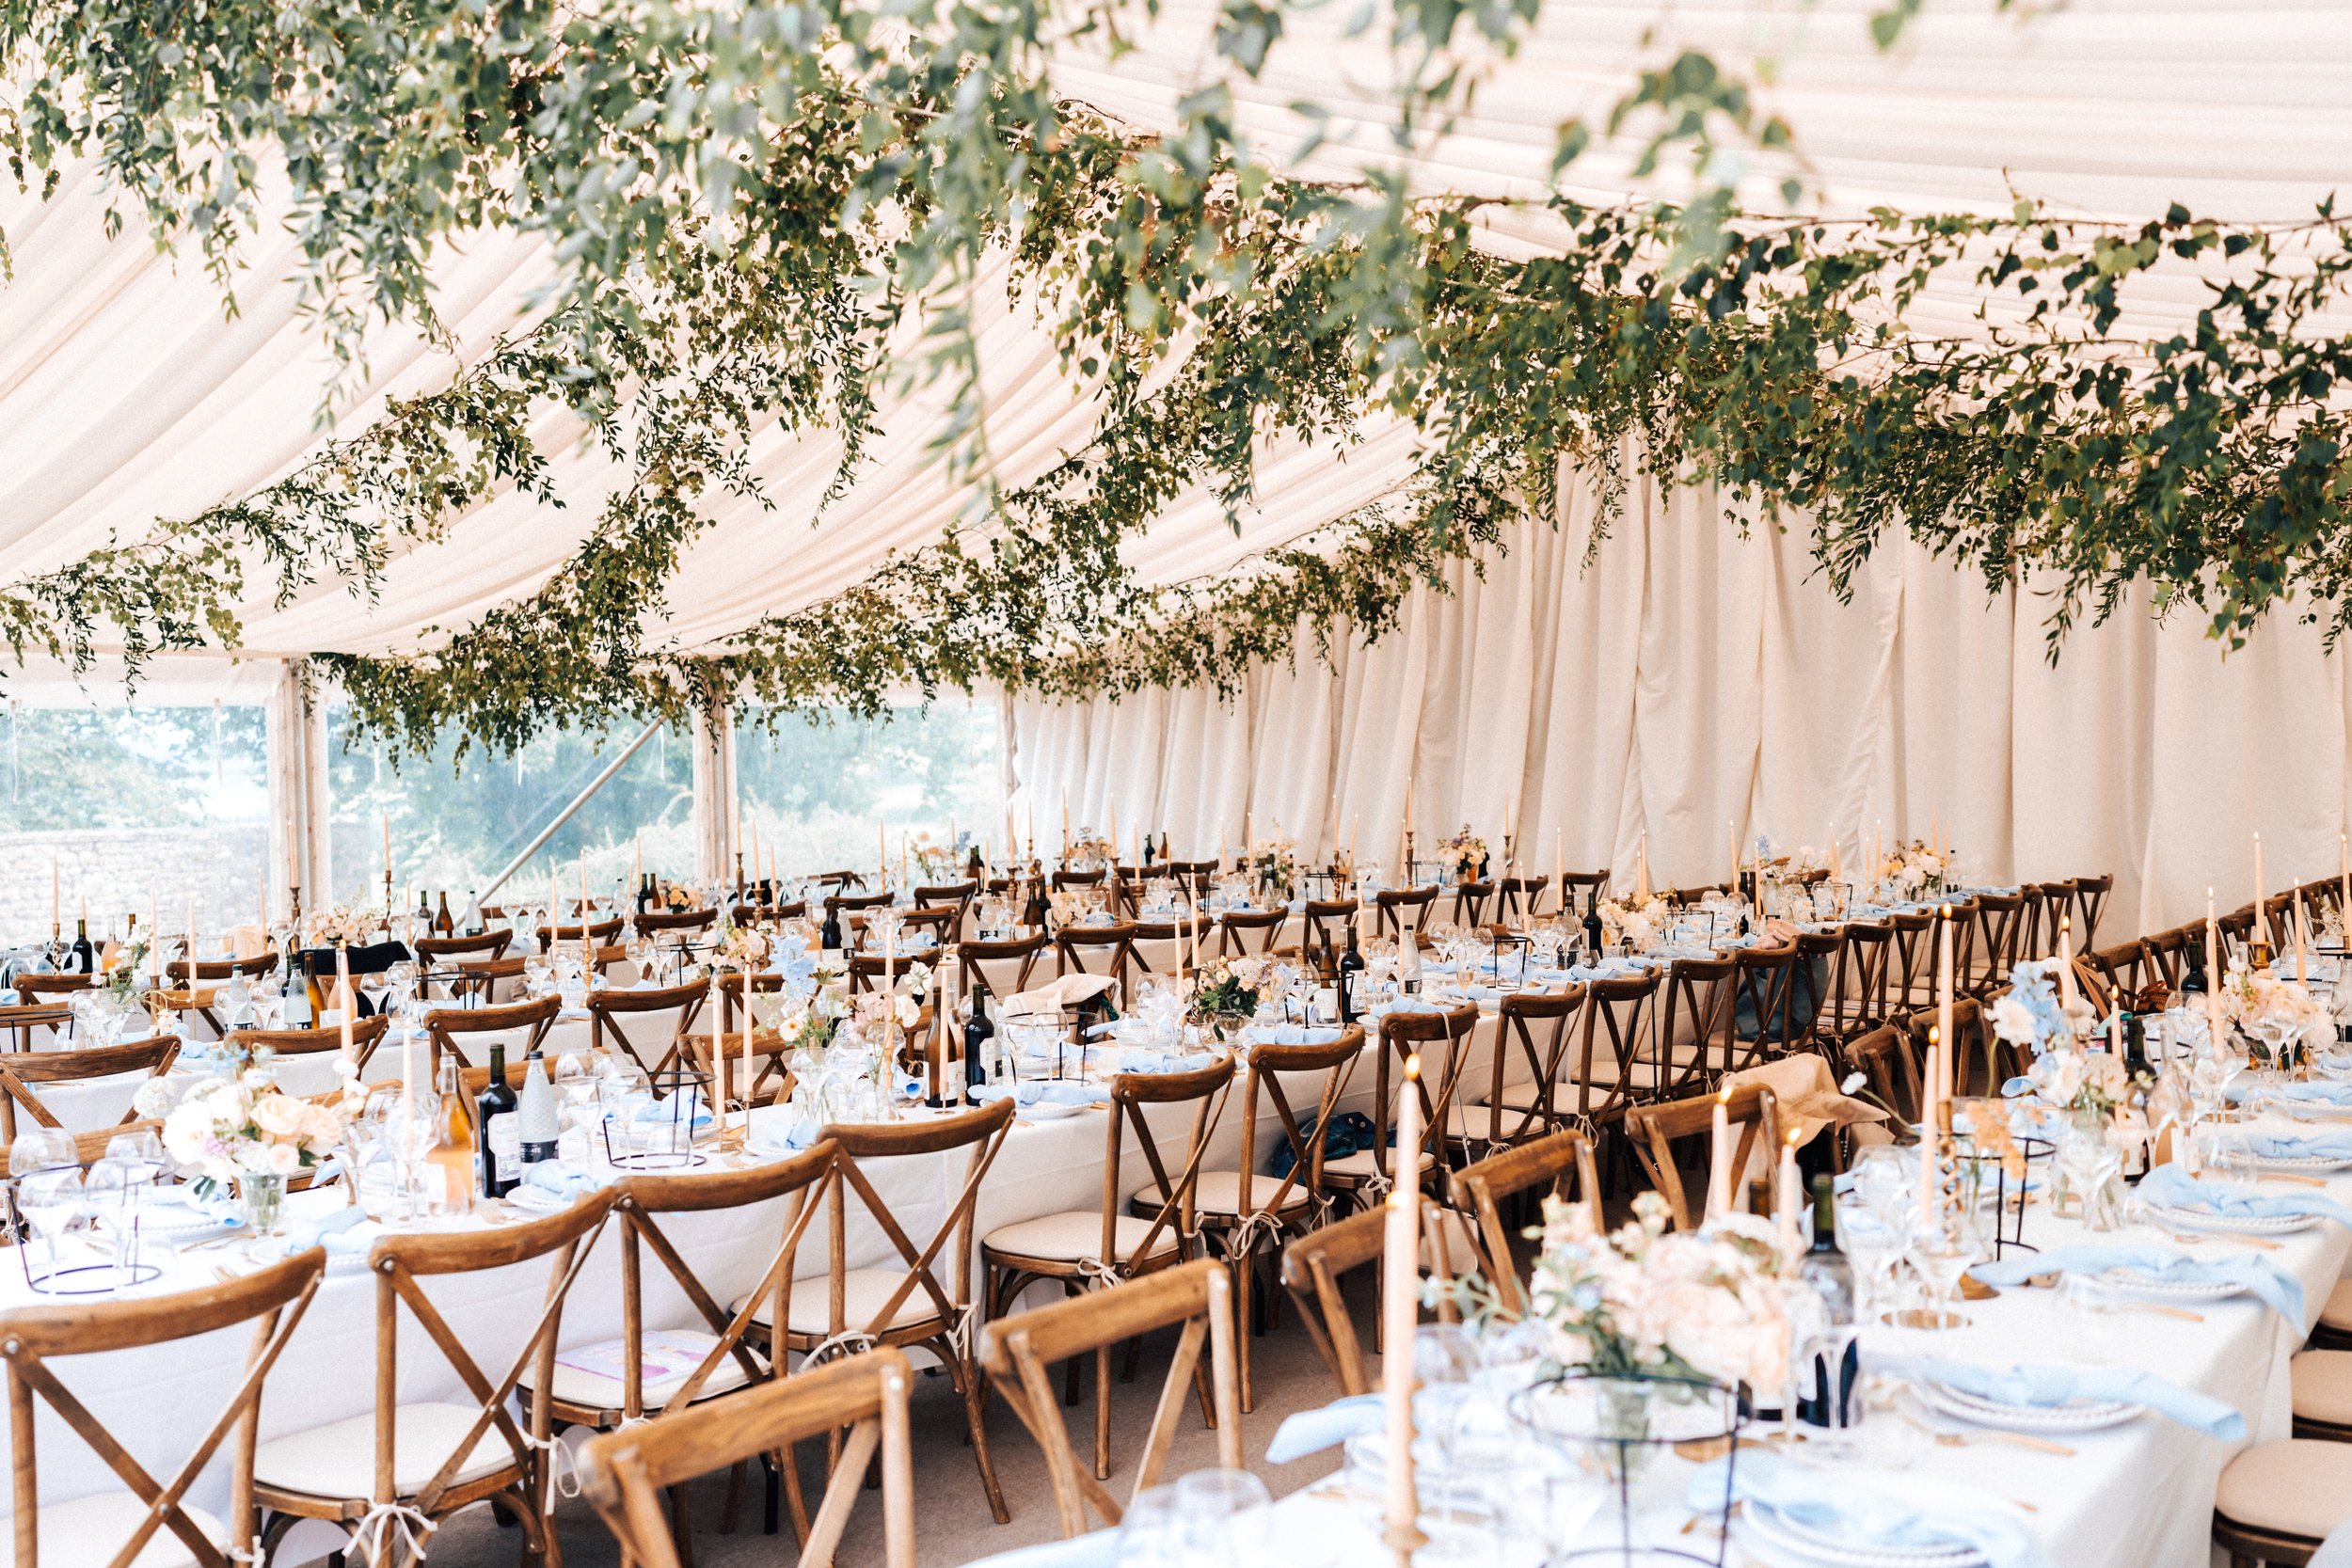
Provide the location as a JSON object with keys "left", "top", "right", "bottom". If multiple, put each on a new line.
{"left": 360, "top": 1194, "right": 613, "bottom": 1518}
{"left": 1374, "top": 885, "right": 1438, "bottom": 942}
{"left": 1448, "top": 1128, "right": 1600, "bottom": 1315}
{"left": 602, "top": 1142, "right": 834, "bottom": 1421}
{"left": 1837, "top": 923, "right": 1897, "bottom": 1026}
{"left": 1053, "top": 924, "right": 1139, "bottom": 1000}
{"left": 978, "top": 1259, "right": 1240, "bottom": 1538}
{"left": 1227, "top": 1026, "right": 1365, "bottom": 1224}
{"left": 1216, "top": 909, "right": 1289, "bottom": 958}
{"left": 162, "top": 953, "right": 282, "bottom": 984}
{"left": 4, "top": 1248, "right": 326, "bottom": 1568}
{"left": 1572, "top": 973, "right": 1661, "bottom": 1123}
{"left": 1885, "top": 910, "right": 1933, "bottom": 1003}
{"left": 1622, "top": 1083, "right": 1782, "bottom": 1231}
{"left": 1296, "top": 900, "right": 1358, "bottom": 965}
{"left": 414, "top": 930, "right": 513, "bottom": 965}
{"left": 1557, "top": 870, "right": 1611, "bottom": 915}
{"left": 630, "top": 906, "right": 718, "bottom": 940}
{"left": 1731, "top": 942, "right": 1801, "bottom": 1064}
{"left": 959, "top": 935, "right": 1047, "bottom": 1003}
{"left": 1102, "top": 1056, "right": 1235, "bottom": 1275}
{"left": 2072, "top": 874, "right": 2113, "bottom": 948}
{"left": 805, "top": 1101, "right": 1015, "bottom": 1351}
{"left": 422, "top": 994, "right": 560, "bottom": 1072}
{"left": 0, "top": 1004, "right": 72, "bottom": 1053}
{"left": 2087, "top": 941, "right": 2144, "bottom": 1010}
{"left": 1367, "top": 1004, "right": 1482, "bottom": 1186}
{"left": 1445, "top": 879, "right": 1494, "bottom": 930}
{"left": 538, "top": 918, "right": 625, "bottom": 952}
{"left": 227, "top": 1015, "right": 389, "bottom": 1071}
{"left": 579, "top": 1345, "right": 914, "bottom": 1568}
{"left": 586, "top": 978, "right": 706, "bottom": 1076}
{"left": 0, "top": 1037, "right": 183, "bottom": 1139}
{"left": 1493, "top": 874, "right": 1549, "bottom": 927}
{"left": 2139, "top": 926, "right": 2188, "bottom": 993}
{"left": 1474, "top": 989, "right": 1587, "bottom": 1141}
{"left": 1969, "top": 894, "right": 2024, "bottom": 992}
{"left": 1847, "top": 1022, "right": 1918, "bottom": 1128}
{"left": 1049, "top": 868, "right": 1105, "bottom": 891}
{"left": 1656, "top": 956, "right": 1738, "bottom": 1089}
{"left": 11, "top": 974, "right": 92, "bottom": 1009}
{"left": 1276, "top": 1201, "right": 1465, "bottom": 1399}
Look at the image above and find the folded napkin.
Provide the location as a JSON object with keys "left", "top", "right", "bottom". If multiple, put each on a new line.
{"left": 1242, "top": 1023, "right": 1344, "bottom": 1046}
{"left": 1563, "top": 958, "right": 1643, "bottom": 982}
{"left": 1725, "top": 1053, "right": 1886, "bottom": 1147}
{"left": 1874, "top": 1354, "right": 2245, "bottom": 1439}
{"left": 1004, "top": 974, "right": 1116, "bottom": 1018}
{"left": 1970, "top": 1243, "right": 2305, "bottom": 1323}
{"left": 969, "top": 1079, "right": 1110, "bottom": 1109}
{"left": 2227, "top": 1076, "right": 2352, "bottom": 1108}
{"left": 522, "top": 1163, "right": 605, "bottom": 1199}
{"left": 630, "top": 1097, "right": 713, "bottom": 1132}
{"left": 1689, "top": 1450, "right": 2051, "bottom": 1568}
{"left": 1266, "top": 1392, "right": 1380, "bottom": 1463}
{"left": 253, "top": 1202, "right": 371, "bottom": 1259}
{"left": 2235, "top": 1129, "right": 2352, "bottom": 1162}
{"left": 1374, "top": 996, "right": 1443, "bottom": 1016}
{"left": 1115, "top": 1050, "right": 1220, "bottom": 1076}
{"left": 2138, "top": 1162, "right": 2352, "bottom": 1229}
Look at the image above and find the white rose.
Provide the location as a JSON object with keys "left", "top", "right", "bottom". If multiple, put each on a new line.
{"left": 263, "top": 1142, "right": 302, "bottom": 1177}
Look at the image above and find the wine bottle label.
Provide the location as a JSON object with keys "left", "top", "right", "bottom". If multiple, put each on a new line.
{"left": 485, "top": 1113, "right": 520, "bottom": 1183}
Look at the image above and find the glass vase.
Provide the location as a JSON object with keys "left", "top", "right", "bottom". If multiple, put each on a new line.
{"left": 238, "top": 1172, "right": 287, "bottom": 1238}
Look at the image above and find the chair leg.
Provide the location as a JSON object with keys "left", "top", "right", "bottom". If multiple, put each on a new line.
{"left": 719, "top": 1459, "right": 745, "bottom": 1533}
{"left": 952, "top": 1348, "right": 1011, "bottom": 1524}
{"left": 1094, "top": 1340, "right": 1116, "bottom": 1480}
{"left": 665, "top": 1483, "right": 695, "bottom": 1568}
{"left": 1234, "top": 1244, "right": 1258, "bottom": 1414}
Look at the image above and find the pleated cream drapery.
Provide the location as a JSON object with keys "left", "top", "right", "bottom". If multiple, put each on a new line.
{"left": 1006, "top": 467, "right": 2352, "bottom": 940}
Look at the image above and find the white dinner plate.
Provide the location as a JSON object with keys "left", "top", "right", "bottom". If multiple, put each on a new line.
{"left": 1923, "top": 1381, "right": 2141, "bottom": 1433}
{"left": 1015, "top": 1101, "right": 1090, "bottom": 1121}
{"left": 1739, "top": 1501, "right": 1984, "bottom": 1568}
{"left": 2097, "top": 1267, "right": 2247, "bottom": 1303}
{"left": 2141, "top": 1202, "right": 2318, "bottom": 1236}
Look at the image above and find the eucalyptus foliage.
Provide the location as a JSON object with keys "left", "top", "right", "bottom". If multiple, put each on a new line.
{"left": 5, "top": 0, "right": 2350, "bottom": 759}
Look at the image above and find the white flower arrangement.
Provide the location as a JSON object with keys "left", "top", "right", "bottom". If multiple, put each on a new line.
{"left": 1441, "top": 826, "right": 1488, "bottom": 881}
{"left": 1598, "top": 896, "right": 1669, "bottom": 952}
{"left": 1990, "top": 959, "right": 2121, "bottom": 1113}
{"left": 1065, "top": 832, "right": 1117, "bottom": 871}
{"left": 2218, "top": 970, "right": 2332, "bottom": 1059}
{"left": 908, "top": 832, "right": 960, "bottom": 882}
{"left": 1878, "top": 840, "right": 1949, "bottom": 896}
{"left": 1250, "top": 837, "right": 1300, "bottom": 900}
{"left": 310, "top": 904, "right": 379, "bottom": 946}
{"left": 1512, "top": 1191, "right": 1802, "bottom": 1391}
{"left": 714, "top": 917, "right": 771, "bottom": 972}
{"left": 141, "top": 1056, "right": 363, "bottom": 1190}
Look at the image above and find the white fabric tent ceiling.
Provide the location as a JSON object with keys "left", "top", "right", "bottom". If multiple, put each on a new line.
{"left": 3, "top": 0, "right": 2351, "bottom": 705}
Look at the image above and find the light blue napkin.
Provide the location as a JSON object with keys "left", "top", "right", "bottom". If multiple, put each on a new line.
{"left": 2236, "top": 1129, "right": 2352, "bottom": 1162}
{"left": 253, "top": 1202, "right": 368, "bottom": 1259}
{"left": 1970, "top": 1243, "right": 2305, "bottom": 1323}
{"left": 2138, "top": 1163, "right": 2352, "bottom": 1229}
{"left": 631, "top": 1097, "right": 713, "bottom": 1132}
{"left": 521, "top": 1163, "right": 604, "bottom": 1199}
{"left": 1875, "top": 1354, "right": 2245, "bottom": 1439}
{"left": 1266, "top": 1393, "right": 1380, "bottom": 1463}
{"left": 969, "top": 1079, "right": 1110, "bottom": 1109}
{"left": 1375, "top": 996, "right": 1443, "bottom": 1016}
{"left": 2227, "top": 1076, "right": 2352, "bottom": 1108}
{"left": 1243, "top": 1023, "right": 1343, "bottom": 1046}
{"left": 1690, "top": 1449, "right": 2051, "bottom": 1568}
{"left": 1118, "top": 1050, "right": 1220, "bottom": 1076}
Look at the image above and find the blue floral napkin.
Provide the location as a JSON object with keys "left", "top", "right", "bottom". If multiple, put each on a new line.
{"left": 1690, "top": 1449, "right": 2051, "bottom": 1568}
{"left": 2138, "top": 1163, "right": 2352, "bottom": 1229}
{"left": 1970, "top": 1243, "right": 2304, "bottom": 1323}
{"left": 1874, "top": 1354, "right": 2244, "bottom": 1438}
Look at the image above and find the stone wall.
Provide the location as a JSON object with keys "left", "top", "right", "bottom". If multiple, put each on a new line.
{"left": 0, "top": 826, "right": 276, "bottom": 947}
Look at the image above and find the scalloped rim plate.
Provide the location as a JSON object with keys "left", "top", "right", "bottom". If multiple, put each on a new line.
{"left": 2141, "top": 1201, "right": 2318, "bottom": 1235}
{"left": 1924, "top": 1381, "right": 2142, "bottom": 1433}
{"left": 2239, "top": 1150, "right": 2352, "bottom": 1173}
{"left": 2098, "top": 1266, "right": 2248, "bottom": 1302}
{"left": 1739, "top": 1501, "right": 1985, "bottom": 1568}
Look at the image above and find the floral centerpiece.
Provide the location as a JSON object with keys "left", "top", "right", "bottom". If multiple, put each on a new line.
{"left": 139, "top": 1055, "right": 365, "bottom": 1231}
{"left": 310, "top": 904, "right": 380, "bottom": 947}
{"left": 1250, "top": 837, "right": 1299, "bottom": 900}
{"left": 1597, "top": 895, "right": 1668, "bottom": 953}
{"left": 1468, "top": 1191, "right": 1798, "bottom": 1394}
{"left": 1879, "top": 840, "right": 1950, "bottom": 897}
{"left": 908, "top": 832, "right": 961, "bottom": 882}
{"left": 714, "top": 915, "right": 771, "bottom": 971}
{"left": 1065, "top": 832, "right": 1117, "bottom": 871}
{"left": 1441, "top": 825, "right": 1489, "bottom": 884}
{"left": 101, "top": 938, "right": 150, "bottom": 1004}
{"left": 1989, "top": 958, "right": 2117, "bottom": 1112}
{"left": 2217, "top": 969, "right": 2333, "bottom": 1068}
{"left": 662, "top": 881, "right": 697, "bottom": 911}
{"left": 1188, "top": 955, "right": 1264, "bottom": 1038}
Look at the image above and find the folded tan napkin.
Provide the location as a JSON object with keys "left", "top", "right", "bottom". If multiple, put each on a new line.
{"left": 1724, "top": 1053, "right": 1886, "bottom": 1148}
{"left": 1004, "top": 974, "right": 1116, "bottom": 1018}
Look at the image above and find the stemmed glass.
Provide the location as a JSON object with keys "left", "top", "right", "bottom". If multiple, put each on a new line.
{"left": 18, "top": 1167, "right": 84, "bottom": 1279}
{"left": 83, "top": 1157, "right": 151, "bottom": 1287}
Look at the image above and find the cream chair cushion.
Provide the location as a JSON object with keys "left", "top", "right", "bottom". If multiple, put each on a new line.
{"left": 253, "top": 1402, "right": 514, "bottom": 1498}
{"left": 2214, "top": 1438, "right": 2352, "bottom": 1543}
{"left": 0, "top": 1492, "right": 225, "bottom": 1568}
{"left": 2292, "top": 1349, "right": 2352, "bottom": 1426}
{"left": 1321, "top": 1148, "right": 1437, "bottom": 1182}
{"left": 984, "top": 1211, "right": 1182, "bottom": 1266}
{"left": 1156, "top": 1170, "right": 1313, "bottom": 1218}
{"left": 1440, "top": 1101, "right": 1542, "bottom": 1143}
{"left": 734, "top": 1268, "right": 946, "bottom": 1335}
{"left": 518, "top": 1327, "right": 756, "bottom": 1410}
{"left": 2323, "top": 1279, "right": 2352, "bottom": 1333}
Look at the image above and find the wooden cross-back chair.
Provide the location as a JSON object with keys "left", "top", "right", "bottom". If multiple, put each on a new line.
{"left": 2015, "top": 882, "right": 2065, "bottom": 969}
{"left": 413, "top": 931, "right": 512, "bottom": 979}
{"left": 1898, "top": 995, "right": 2007, "bottom": 1100}
{"left": 1832, "top": 922, "right": 1898, "bottom": 1032}
{"left": 1844, "top": 1022, "right": 1918, "bottom": 1132}
{"left": 1375, "top": 886, "right": 1439, "bottom": 945}
{"left": 762, "top": 1101, "right": 1016, "bottom": 1523}
{"left": 1445, "top": 879, "right": 1495, "bottom": 930}
{"left": 856, "top": 903, "right": 956, "bottom": 954}
{"left": 421, "top": 994, "right": 558, "bottom": 1075}
{"left": 13, "top": 974, "right": 92, "bottom": 1008}
{"left": 1322, "top": 1004, "right": 1480, "bottom": 1219}
{"left": 1295, "top": 899, "right": 1358, "bottom": 968}
{"left": 979, "top": 1259, "right": 1242, "bottom": 1540}
{"left": 1885, "top": 910, "right": 1935, "bottom": 1009}
{"left": 0, "top": 1037, "right": 183, "bottom": 1141}
{"left": 539, "top": 918, "right": 625, "bottom": 955}
{"left": 1785, "top": 929, "right": 1845, "bottom": 1060}
{"left": 2071, "top": 874, "right": 2114, "bottom": 949}
{"left": 1166, "top": 1025, "right": 1364, "bottom": 1411}
{"left": 1049, "top": 868, "right": 1105, "bottom": 893}
{"left": 1490, "top": 875, "right": 1547, "bottom": 928}
{"left": 1966, "top": 894, "right": 2024, "bottom": 996}
{"left": 914, "top": 880, "right": 979, "bottom": 935}
{"left": 1732, "top": 942, "right": 1803, "bottom": 1067}
{"left": 1571, "top": 972, "right": 1666, "bottom": 1130}
{"left": 160, "top": 954, "right": 283, "bottom": 1038}
{"left": 1654, "top": 956, "right": 1738, "bottom": 1098}
{"left": 5, "top": 1247, "right": 326, "bottom": 1568}
{"left": 824, "top": 894, "right": 891, "bottom": 950}
{"left": 2140, "top": 926, "right": 2190, "bottom": 993}
{"left": 1216, "top": 908, "right": 1289, "bottom": 958}
{"left": 681, "top": 1026, "right": 799, "bottom": 1112}
{"left": 444, "top": 956, "right": 526, "bottom": 1007}
{"left": 1449, "top": 1128, "right": 1601, "bottom": 1317}
{"left": 227, "top": 1016, "right": 390, "bottom": 1076}
{"left": 1461, "top": 988, "right": 1589, "bottom": 1154}
{"left": 1277, "top": 1202, "right": 1467, "bottom": 1401}
{"left": 1557, "top": 870, "right": 1611, "bottom": 917}
{"left": 631, "top": 906, "right": 719, "bottom": 941}
{"left": 521, "top": 1142, "right": 834, "bottom": 1551}
{"left": 1621, "top": 1083, "right": 1783, "bottom": 1232}
{"left": 958, "top": 934, "right": 1048, "bottom": 1004}
{"left": 578, "top": 1347, "right": 916, "bottom": 1568}
{"left": 981, "top": 1056, "right": 1233, "bottom": 1483}
{"left": 253, "top": 1193, "right": 615, "bottom": 1568}
{"left": 2087, "top": 941, "right": 2145, "bottom": 1011}
{"left": 0, "top": 1004, "right": 72, "bottom": 1053}
{"left": 585, "top": 978, "right": 705, "bottom": 1078}
{"left": 1052, "top": 923, "right": 1139, "bottom": 1001}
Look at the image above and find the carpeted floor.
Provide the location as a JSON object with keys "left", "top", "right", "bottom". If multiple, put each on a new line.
{"left": 396, "top": 1278, "right": 1383, "bottom": 1568}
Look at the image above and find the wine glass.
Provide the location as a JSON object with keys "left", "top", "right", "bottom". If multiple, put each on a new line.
{"left": 10, "top": 1129, "right": 78, "bottom": 1181}
{"left": 18, "top": 1167, "right": 84, "bottom": 1278}
{"left": 84, "top": 1157, "right": 150, "bottom": 1285}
